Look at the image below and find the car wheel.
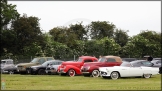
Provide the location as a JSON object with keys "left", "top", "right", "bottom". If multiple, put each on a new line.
{"left": 91, "top": 70, "right": 100, "bottom": 77}
{"left": 38, "top": 69, "right": 46, "bottom": 75}
{"left": 143, "top": 74, "right": 151, "bottom": 78}
{"left": 110, "top": 71, "right": 119, "bottom": 80}
{"left": 68, "top": 69, "right": 75, "bottom": 77}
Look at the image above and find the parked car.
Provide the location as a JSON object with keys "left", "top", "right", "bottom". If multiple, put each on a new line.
{"left": 58, "top": 56, "right": 98, "bottom": 77}
{"left": 99, "top": 61, "right": 159, "bottom": 80}
{"left": 1, "top": 59, "right": 15, "bottom": 74}
{"left": 45, "top": 60, "right": 64, "bottom": 75}
{"left": 151, "top": 60, "right": 161, "bottom": 67}
{"left": 81, "top": 56, "right": 123, "bottom": 77}
{"left": 130, "top": 60, "right": 154, "bottom": 67}
{"left": 159, "top": 67, "right": 162, "bottom": 74}
{"left": 17, "top": 57, "right": 54, "bottom": 74}
{"left": 27, "top": 60, "right": 62, "bottom": 75}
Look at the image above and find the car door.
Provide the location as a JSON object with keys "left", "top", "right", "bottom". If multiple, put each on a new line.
{"left": 129, "top": 66, "right": 143, "bottom": 76}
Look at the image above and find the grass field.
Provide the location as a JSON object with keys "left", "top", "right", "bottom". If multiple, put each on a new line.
{"left": 1, "top": 74, "right": 161, "bottom": 90}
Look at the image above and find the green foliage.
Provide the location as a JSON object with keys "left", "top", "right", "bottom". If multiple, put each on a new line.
{"left": 69, "top": 22, "right": 88, "bottom": 40}
{"left": 1, "top": 0, "right": 20, "bottom": 29}
{"left": 1, "top": 0, "right": 161, "bottom": 59}
{"left": 88, "top": 21, "right": 116, "bottom": 39}
{"left": 113, "top": 29, "right": 129, "bottom": 47}
{"left": 11, "top": 14, "right": 43, "bottom": 55}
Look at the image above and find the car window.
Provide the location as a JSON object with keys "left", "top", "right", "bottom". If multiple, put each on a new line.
{"left": 6, "top": 61, "right": 13, "bottom": 64}
{"left": 141, "top": 61, "right": 152, "bottom": 66}
{"left": 98, "top": 58, "right": 106, "bottom": 62}
{"left": 77, "top": 58, "right": 82, "bottom": 62}
{"left": 106, "top": 58, "right": 116, "bottom": 62}
{"left": 84, "top": 60, "right": 93, "bottom": 63}
{"left": 39, "top": 58, "right": 46, "bottom": 64}
{"left": 1, "top": 61, "right": 6, "bottom": 64}
{"left": 157, "top": 60, "right": 161, "bottom": 64}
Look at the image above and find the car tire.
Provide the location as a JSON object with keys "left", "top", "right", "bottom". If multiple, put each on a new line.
{"left": 110, "top": 71, "right": 119, "bottom": 80}
{"left": 91, "top": 70, "right": 100, "bottom": 77}
{"left": 143, "top": 74, "right": 151, "bottom": 78}
{"left": 68, "top": 69, "right": 75, "bottom": 77}
{"left": 38, "top": 69, "right": 46, "bottom": 75}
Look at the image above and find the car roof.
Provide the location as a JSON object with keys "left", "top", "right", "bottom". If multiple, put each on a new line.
{"left": 1, "top": 59, "right": 13, "bottom": 61}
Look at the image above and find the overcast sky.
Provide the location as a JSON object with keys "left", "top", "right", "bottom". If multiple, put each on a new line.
{"left": 8, "top": 1, "right": 161, "bottom": 36}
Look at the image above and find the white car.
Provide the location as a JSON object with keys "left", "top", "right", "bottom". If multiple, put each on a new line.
{"left": 99, "top": 62, "right": 159, "bottom": 80}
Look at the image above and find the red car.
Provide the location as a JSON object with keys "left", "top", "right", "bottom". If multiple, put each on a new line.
{"left": 58, "top": 56, "right": 98, "bottom": 77}
{"left": 81, "top": 56, "right": 123, "bottom": 77}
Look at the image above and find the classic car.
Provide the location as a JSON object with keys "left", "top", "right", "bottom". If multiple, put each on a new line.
{"left": 27, "top": 60, "right": 61, "bottom": 75}
{"left": 17, "top": 57, "right": 54, "bottom": 74}
{"left": 58, "top": 56, "right": 98, "bottom": 77}
{"left": 159, "top": 67, "right": 162, "bottom": 74}
{"left": 1, "top": 59, "right": 15, "bottom": 73}
{"left": 99, "top": 62, "right": 159, "bottom": 80}
{"left": 81, "top": 56, "right": 123, "bottom": 77}
{"left": 151, "top": 60, "right": 161, "bottom": 67}
{"left": 45, "top": 60, "right": 63, "bottom": 75}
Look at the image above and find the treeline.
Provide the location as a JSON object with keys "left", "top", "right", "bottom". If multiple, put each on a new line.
{"left": 1, "top": 0, "right": 161, "bottom": 61}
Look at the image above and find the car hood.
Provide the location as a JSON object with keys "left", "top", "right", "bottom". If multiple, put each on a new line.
{"left": 62, "top": 61, "right": 81, "bottom": 66}
{"left": 17, "top": 63, "right": 38, "bottom": 67}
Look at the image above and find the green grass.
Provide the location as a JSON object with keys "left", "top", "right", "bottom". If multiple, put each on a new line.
{"left": 1, "top": 74, "right": 161, "bottom": 90}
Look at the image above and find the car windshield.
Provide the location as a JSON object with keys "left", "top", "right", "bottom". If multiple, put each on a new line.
{"left": 30, "top": 58, "right": 39, "bottom": 63}
{"left": 1, "top": 61, "right": 6, "bottom": 64}
{"left": 120, "top": 62, "right": 132, "bottom": 67}
{"left": 42, "top": 61, "right": 52, "bottom": 66}
{"left": 76, "top": 58, "right": 82, "bottom": 62}
{"left": 98, "top": 58, "right": 106, "bottom": 62}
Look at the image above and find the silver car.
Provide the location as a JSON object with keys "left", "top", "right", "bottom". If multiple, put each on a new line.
{"left": 1, "top": 59, "right": 15, "bottom": 74}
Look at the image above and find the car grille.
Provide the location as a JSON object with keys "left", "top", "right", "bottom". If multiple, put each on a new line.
{"left": 82, "top": 68, "right": 88, "bottom": 72}
{"left": 100, "top": 71, "right": 107, "bottom": 75}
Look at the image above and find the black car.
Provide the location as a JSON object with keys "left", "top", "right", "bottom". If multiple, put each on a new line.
{"left": 27, "top": 60, "right": 62, "bottom": 75}
{"left": 130, "top": 60, "right": 154, "bottom": 67}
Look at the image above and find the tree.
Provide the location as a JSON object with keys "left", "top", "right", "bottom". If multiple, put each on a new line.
{"left": 113, "top": 29, "right": 129, "bottom": 47}
{"left": 69, "top": 22, "right": 88, "bottom": 40}
{"left": 11, "top": 14, "right": 43, "bottom": 55}
{"left": 1, "top": 0, "right": 20, "bottom": 56}
{"left": 87, "top": 21, "right": 116, "bottom": 39}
